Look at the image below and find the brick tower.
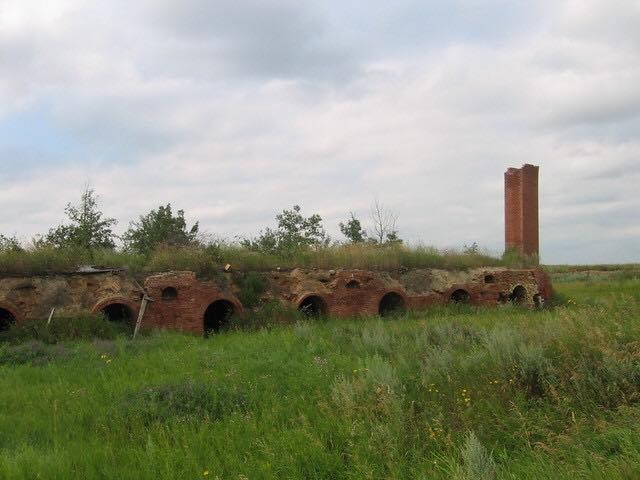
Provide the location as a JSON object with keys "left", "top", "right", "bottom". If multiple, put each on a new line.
{"left": 504, "top": 164, "right": 539, "bottom": 257}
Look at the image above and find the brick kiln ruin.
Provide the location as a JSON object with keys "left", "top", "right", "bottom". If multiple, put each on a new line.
{"left": 0, "top": 165, "right": 550, "bottom": 335}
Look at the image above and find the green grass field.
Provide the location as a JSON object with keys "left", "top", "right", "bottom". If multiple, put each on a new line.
{"left": 1, "top": 273, "right": 640, "bottom": 479}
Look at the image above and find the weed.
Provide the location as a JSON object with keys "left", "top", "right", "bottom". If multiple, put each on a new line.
{"left": 120, "top": 381, "right": 248, "bottom": 425}
{"left": 0, "top": 340, "right": 70, "bottom": 366}
{"left": 461, "top": 432, "right": 496, "bottom": 480}
{"left": 236, "top": 272, "right": 268, "bottom": 309}
{"left": 0, "top": 314, "right": 129, "bottom": 344}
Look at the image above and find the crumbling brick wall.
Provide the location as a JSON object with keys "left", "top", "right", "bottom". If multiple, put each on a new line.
{"left": 0, "top": 267, "right": 553, "bottom": 335}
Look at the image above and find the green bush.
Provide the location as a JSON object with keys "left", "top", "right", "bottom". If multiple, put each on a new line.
{"left": 237, "top": 272, "right": 268, "bottom": 308}
{"left": 0, "top": 340, "right": 70, "bottom": 366}
{"left": 0, "top": 314, "right": 130, "bottom": 344}
{"left": 120, "top": 381, "right": 248, "bottom": 425}
{"left": 461, "top": 432, "right": 496, "bottom": 480}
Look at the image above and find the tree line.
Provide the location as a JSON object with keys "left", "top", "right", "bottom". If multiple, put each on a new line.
{"left": 1, "top": 186, "right": 402, "bottom": 255}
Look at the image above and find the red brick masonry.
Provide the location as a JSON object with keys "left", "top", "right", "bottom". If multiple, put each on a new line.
{"left": 505, "top": 164, "right": 539, "bottom": 256}
{"left": 1, "top": 267, "right": 553, "bottom": 335}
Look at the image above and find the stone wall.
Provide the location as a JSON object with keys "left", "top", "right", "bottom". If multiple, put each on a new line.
{"left": 0, "top": 267, "right": 552, "bottom": 335}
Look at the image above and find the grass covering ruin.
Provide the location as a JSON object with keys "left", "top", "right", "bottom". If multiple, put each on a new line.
{"left": 0, "top": 243, "right": 538, "bottom": 276}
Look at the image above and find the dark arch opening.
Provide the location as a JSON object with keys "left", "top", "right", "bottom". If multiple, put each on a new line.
{"left": 204, "top": 300, "right": 235, "bottom": 335}
{"left": 378, "top": 292, "right": 406, "bottom": 316}
{"left": 450, "top": 289, "right": 471, "bottom": 304}
{"left": 298, "top": 295, "right": 327, "bottom": 318}
{"left": 510, "top": 285, "right": 527, "bottom": 304}
{"left": 346, "top": 280, "right": 360, "bottom": 289}
{"left": 484, "top": 274, "right": 495, "bottom": 284}
{"left": 101, "top": 303, "right": 133, "bottom": 324}
{"left": 162, "top": 287, "right": 178, "bottom": 301}
{"left": 0, "top": 308, "right": 16, "bottom": 332}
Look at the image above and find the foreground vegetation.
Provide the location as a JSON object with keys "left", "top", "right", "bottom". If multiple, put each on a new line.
{"left": 1, "top": 274, "right": 639, "bottom": 479}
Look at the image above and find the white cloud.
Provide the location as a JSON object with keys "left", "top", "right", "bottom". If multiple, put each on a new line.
{"left": 0, "top": 0, "right": 639, "bottom": 263}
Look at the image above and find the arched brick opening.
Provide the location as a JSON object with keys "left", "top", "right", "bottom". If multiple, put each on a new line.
{"left": 204, "top": 299, "right": 236, "bottom": 335}
{"left": 298, "top": 295, "right": 327, "bottom": 318}
{"left": 92, "top": 298, "right": 138, "bottom": 331}
{"left": 346, "top": 280, "right": 360, "bottom": 289}
{"left": 378, "top": 292, "right": 406, "bottom": 316}
{"left": 510, "top": 285, "right": 527, "bottom": 304}
{"left": 161, "top": 287, "right": 178, "bottom": 301}
{"left": 0, "top": 307, "right": 16, "bottom": 331}
{"left": 450, "top": 289, "right": 471, "bottom": 304}
{"left": 101, "top": 303, "right": 134, "bottom": 324}
{"left": 484, "top": 274, "right": 495, "bottom": 284}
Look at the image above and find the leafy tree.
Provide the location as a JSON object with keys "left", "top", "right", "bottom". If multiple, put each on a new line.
{"left": 0, "top": 234, "right": 22, "bottom": 252}
{"left": 339, "top": 212, "right": 366, "bottom": 243}
{"left": 123, "top": 204, "right": 199, "bottom": 255}
{"left": 242, "top": 205, "right": 328, "bottom": 254}
{"left": 45, "top": 187, "right": 117, "bottom": 250}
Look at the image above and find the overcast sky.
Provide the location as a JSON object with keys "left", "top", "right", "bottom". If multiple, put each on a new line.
{"left": 1, "top": 0, "right": 639, "bottom": 264}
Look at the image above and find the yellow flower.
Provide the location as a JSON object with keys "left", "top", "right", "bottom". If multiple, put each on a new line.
{"left": 203, "top": 470, "right": 209, "bottom": 476}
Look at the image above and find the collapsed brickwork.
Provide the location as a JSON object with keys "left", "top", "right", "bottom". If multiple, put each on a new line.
{"left": 0, "top": 267, "right": 553, "bottom": 335}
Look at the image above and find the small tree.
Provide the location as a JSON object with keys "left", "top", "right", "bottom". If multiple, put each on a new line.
{"left": 242, "top": 205, "right": 328, "bottom": 254}
{"left": 0, "top": 234, "right": 22, "bottom": 252}
{"left": 370, "top": 198, "right": 402, "bottom": 245}
{"left": 45, "top": 186, "right": 117, "bottom": 250}
{"left": 123, "top": 204, "right": 199, "bottom": 255}
{"left": 339, "top": 212, "right": 366, "bottom": 243}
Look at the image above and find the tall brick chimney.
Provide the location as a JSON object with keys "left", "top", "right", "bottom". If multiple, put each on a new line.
{"left": 504, "top": 164, "right": 539, "bottom": 257}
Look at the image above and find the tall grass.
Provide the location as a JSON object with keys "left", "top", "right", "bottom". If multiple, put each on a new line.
{"left": 0, "top": 243, "right": 536, "bottom": 275}
{"left": 0, "top": 278, "right": 639, "bottom": 478}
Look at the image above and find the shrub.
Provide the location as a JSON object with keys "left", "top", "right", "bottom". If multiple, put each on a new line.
{"left": 461, "top": 432, "right": 496, "bottom": 480}
{"left": 237, "top": 272, "right": 268, "bottom": 309}
{"left": 0, "top": 314, "right": 130, "bottom": 344}
{"left": 120, "top": 381, "right": 248, "bottom": 424}
{"left": 0, "top": 340, "right": 70, "bottom": 366}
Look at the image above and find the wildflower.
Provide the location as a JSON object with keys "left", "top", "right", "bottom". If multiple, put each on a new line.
{"left": 203, "top": 470, "right": 209, "bottom": 477}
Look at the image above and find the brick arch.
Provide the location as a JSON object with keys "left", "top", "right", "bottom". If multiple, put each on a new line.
{"left": 296, "top": 293, "right": 329, "bottom": 317}
{"left": 0, "top": 300, "right": 22, "bottom": 324}
{"left": 377, "top": 290, "right": 408, "bottom": 316}
{"left": 200, "top": 295, "right": 244, "bottom": 335}
{"left": 199, "top": 295, "right": 244, "bottom": 320}
{"left": 91, "top": 297, "right": 140, "bottom": 319}
{"left": 292, "top": 291, "right": 331, "bottom": 315}
{"left": 445, "top": 285, "right": 474, "bottom": 304}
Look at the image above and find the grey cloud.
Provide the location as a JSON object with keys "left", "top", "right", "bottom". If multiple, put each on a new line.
{"left": 138, "top": 0, "right": 362, "bottom": 81}
{"left": 1, "top": 1, "right": 640, "bottom": 264}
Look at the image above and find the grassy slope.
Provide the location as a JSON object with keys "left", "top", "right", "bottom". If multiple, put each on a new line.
{"left": 1, "top": 277, "right": 640, "bottom": 479}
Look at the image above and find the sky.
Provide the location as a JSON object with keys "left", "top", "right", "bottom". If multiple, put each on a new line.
{"left": 0, "top": 0, "right": 639, "bottom": 264}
